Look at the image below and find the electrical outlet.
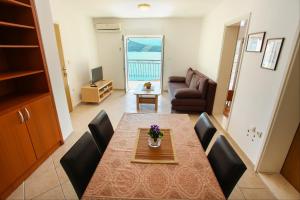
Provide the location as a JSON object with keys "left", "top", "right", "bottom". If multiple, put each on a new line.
{"left": 247, "top": 127, "right": 256, "bottom": 132}
{"left": 257, "top": 131, "right": 263, "bottom": 138}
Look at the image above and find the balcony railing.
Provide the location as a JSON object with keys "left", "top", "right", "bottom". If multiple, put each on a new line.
{"left": 127, "top": 59, "right": 161, "bottom": 81}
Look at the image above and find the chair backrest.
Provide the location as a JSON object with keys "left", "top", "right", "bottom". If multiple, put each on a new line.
{"left": 194, "top": 112, "right": 217, "bottom": 150}
{"left": 88, "top": 110, "right": 114, "bottom": 151}
{"left": 60, "top": 131, "right": 102, "bottom": 198}
{"left": 208, "top": 135, "right": 247, "bottom": 198}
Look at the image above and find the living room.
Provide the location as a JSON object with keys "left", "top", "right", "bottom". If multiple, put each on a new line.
{"left": 0, "top": 0, "right": 299, "bottom": 199}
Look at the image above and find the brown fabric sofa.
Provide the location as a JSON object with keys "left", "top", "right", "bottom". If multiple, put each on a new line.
{"left": 168, "top": 68, "right": 217, "bottom": 114}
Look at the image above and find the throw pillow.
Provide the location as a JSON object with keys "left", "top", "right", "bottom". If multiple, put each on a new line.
{"left": 185, "top": 68, "right": 194, "bottom": 86}
{"left": 189, "top": 75, "right": 200, "bottom": 89}
{"left": 198, "top": 77, "right": 208, "bottom": 98}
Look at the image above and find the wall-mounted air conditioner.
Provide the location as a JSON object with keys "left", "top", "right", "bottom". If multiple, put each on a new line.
{"left": 95, "top": 23, "right": 121, "bottom": 32}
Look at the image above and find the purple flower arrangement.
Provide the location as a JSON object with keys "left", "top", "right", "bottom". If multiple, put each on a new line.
{"left": 148, "top": 124, "right": 163, "bottom": 142}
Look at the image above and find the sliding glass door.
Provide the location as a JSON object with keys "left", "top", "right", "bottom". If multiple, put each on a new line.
{"left": 124, "top": 35, "right": 164, "bottom": 92}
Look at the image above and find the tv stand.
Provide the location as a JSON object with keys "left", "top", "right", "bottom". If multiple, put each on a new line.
{"left": 90, "top": 83, "right": 97, "bottom": 87}
{"left": 81, "top": 80, "right": 113, "bottom": 103}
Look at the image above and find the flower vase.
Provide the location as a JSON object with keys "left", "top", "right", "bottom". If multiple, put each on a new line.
{"left": 148, "top": 137, "right": 161, "bottom": 148}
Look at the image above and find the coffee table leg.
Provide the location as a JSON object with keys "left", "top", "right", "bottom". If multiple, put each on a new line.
{"left": 136, "top": 95, "right": 139, "bottom": 111}
{"left": 155, "top": 95, "right": 158, "bottom": 111}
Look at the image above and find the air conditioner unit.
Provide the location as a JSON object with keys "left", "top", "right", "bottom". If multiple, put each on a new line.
{"left": 95, "top": 23, "right": 121, "bottom": 32}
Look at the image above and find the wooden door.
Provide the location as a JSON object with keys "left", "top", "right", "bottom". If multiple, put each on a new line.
{"left": 24, "top": 95, "right": 61, "bottom": 159}
{"left": 281, "top": 123, "right": 300, "bottom": 192}
{"left": 0, "top": 110, "right": 36, "bottom": 194}
{"left": 54, "top": 24, "right": 73, "bottom": 112}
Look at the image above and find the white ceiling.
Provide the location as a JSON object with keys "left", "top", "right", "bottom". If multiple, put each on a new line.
{"left": 63, "top": 0, "right": 223, "bottom": 18}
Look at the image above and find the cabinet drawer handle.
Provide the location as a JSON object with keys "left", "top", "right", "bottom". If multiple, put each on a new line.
{"left": 24, "top": 108, "right": 31, "bottom": 121}
{"left": 18, "top": 111, "right": 25, "bottom": 124}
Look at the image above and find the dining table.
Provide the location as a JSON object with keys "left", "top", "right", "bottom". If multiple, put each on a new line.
{"left": 82, "top": 113, "right": 225, "bottom": 200}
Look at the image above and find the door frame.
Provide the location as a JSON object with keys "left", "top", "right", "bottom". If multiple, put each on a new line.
{"left": 213, "top": 14, "right": 251, "bottom": 130}
{"left": 53, "top": 23, "right": 73, "bottom": 112}
{"left": 123, "top": 35, "right": 165, "bottom": 93}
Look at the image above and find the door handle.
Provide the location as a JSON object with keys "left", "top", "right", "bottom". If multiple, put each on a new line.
{"left": 17, "top": 111, "right": 25, "bottom": 124}
{"left": 24, "top": 108, "right": 31, "bottom": 121}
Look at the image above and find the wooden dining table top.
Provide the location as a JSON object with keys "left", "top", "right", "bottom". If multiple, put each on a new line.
{"left": 82, "top": 113, "right": 225, "bottom": 200}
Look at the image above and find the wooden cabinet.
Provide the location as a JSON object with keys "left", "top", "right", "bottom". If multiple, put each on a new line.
{"left": 24, "top": 95, "right": 61, "bottom": 159}
{"left": 0, "top": 109, "right": 37, "bottom": 195}
{"left": 0, "top": 95, "right": 62, "bottom": 197}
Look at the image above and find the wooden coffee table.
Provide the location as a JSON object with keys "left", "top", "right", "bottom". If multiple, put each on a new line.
{"left": 134, "top": 85, "right": 161, "bottom": 111}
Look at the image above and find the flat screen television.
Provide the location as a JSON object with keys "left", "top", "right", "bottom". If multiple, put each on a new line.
{"left": 91, "top": 66, "right": 103, "bottom": 84}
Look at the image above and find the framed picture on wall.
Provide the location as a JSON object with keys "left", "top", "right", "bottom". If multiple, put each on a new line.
{"left": 246, "top": 32, "right": 266, "bottom": 52}
{"left": 261, "top": 38, "right": 284, "bottom": 70}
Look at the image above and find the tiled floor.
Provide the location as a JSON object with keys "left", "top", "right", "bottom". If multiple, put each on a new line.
{"left": 128, "top": 80, "right": 161, "bottom": 91}
{"left": 8, "top": 90, "right": 279, "bottom": 200}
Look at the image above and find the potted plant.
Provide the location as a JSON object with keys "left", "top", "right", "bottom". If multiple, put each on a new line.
{"left": 144, "top": 82, "right": 152, "bottom": 90}
{"left": 148, "top": 124, "right": 163, "bottom": 148}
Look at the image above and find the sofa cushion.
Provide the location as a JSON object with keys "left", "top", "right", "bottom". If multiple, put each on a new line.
{"left": 198, "top": 77, "right": 208, "bottom": 98}
{"left": 185, "top": 68, "right": 194, "bottom": 86}
{"left": 171, "top": 98, "right": 206, "bottom": 107}
{"left": 175, "top": 88, "right": 202, "bottom": 99}
{"left": 169, "top": 76, "right": 186, "bottom": 83}
{"left": 168, "top": 82, "right": 188, "bottom": 99}
{"left": 189, "top": 75, "right": 200, "bottom": 89}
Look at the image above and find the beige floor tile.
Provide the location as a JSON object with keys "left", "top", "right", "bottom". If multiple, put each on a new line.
{"left": 29, "top": 156, "right": 54, "bottom": 177}
{"left": 7, "top": 183, "right": 24, "bottom": 200}
{"left": 228, "top": 186, "right": 245, "bottom": 200}
{"left": 61, "top": 181, "right": 78, "bottom": 200}
{"left": 32, "top": 186, "right": 64, "bottom": 200}
{"left": 55, "top": 165, "right": 69, "bottom": 184}
{"left": 241, "top": 188, "right": 276, "bottom": 200}
{"left": 25, "top": 164, "right": 60, "bottom": 199}
{"left": 238, "top": 170, "right": 266, "bottom": 189}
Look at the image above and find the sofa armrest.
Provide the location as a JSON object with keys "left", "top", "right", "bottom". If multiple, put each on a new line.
{"left": 169, "top": 76, "right": 186, "bottom": 83}
{"left": 205, "top": 80, "right": 217, "bottom": 114}
{"left": 175, "top": 88, "right": 202, "bottom": 99}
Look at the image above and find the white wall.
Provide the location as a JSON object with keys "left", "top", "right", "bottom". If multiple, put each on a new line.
{"left": 50, "top": 0, "right": 100, "bottom": 105}
{"left": 258, "top": 34, "right": 300, "bottom": 172}
{"left": 93, "top": 18, "right": 203, "bottom": 90}
{"left": 198, "top": 0, "right": 300, "bottom": 166}
{"left": 34, "top": 0, "right": 73, "bottom": 139}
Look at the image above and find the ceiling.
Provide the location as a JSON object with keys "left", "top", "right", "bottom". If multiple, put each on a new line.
{"left": 61, "top": 0, "right": 223, "bottom": 18}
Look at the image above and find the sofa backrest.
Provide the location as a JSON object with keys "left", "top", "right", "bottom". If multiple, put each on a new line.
{"left": 193, "top": 69, "right": 217, "bottom": 114}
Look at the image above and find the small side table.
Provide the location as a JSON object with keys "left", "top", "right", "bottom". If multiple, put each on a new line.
{"left": 133, "top": 85, "right": 161, "bottom": 111}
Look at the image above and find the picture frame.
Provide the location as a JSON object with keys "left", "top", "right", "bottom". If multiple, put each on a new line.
{"left": 246, "top": 32, "right": 266, "bottom": 52}
{"left": 261, "top": 38, "right": 284, "bottom": 70}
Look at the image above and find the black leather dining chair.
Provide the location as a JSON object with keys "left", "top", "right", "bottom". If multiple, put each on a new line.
{"left": 60, "top": 131, "right": 102, "bottom": 198}
{"left": 194, "top": 112, "right": 217, "bottom": 150}
{"left": 88, "top": 110, "right": 114, "bottom": 151}
{"left": 208, "top": 135, "right": 247, "bottom": 199}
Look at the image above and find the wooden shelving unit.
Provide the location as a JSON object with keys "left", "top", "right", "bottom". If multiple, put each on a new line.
{"left": 0, "top": 21, "right": 35, "bottom": 29}
{"left": 0, "top": 0, "right": 45, "bottom": 113}
{"left": 0, "top": 0, "right": 63, "bottom": 199}
{"left": 0, "top": 44, "right": 39, "bottom": 48}
{"left": 0, "top": 0, "right": 31, "bottom": 7}
{"left": 0, "top": 69, "right": 44, "bottom": 81}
